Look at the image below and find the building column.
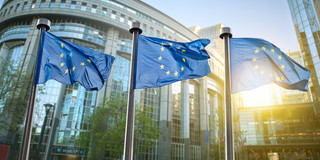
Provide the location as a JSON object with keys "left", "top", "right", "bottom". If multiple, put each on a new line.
{"left": 96, "top": 27, "right": 119, "bottom": 105}
{"left": 158, "top": 85, "right": 172, "bottom": 160}
{"left": 20, "top": 19, "right": 41, "bottom": 75}
{"left": 181, "top": 80, "right": 190, "bottom": 160}
{"left": 199, "top": 77, "right": 209, "bottom": 160}
{"left": 0, "top": 43, "right": 10, "bottom": 69}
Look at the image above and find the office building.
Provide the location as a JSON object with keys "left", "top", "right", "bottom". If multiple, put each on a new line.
{"left": 0, "top": 0, "right": 224, "bottom": 159}
{"left": 287, "top": 0, "right": 320, "bottom": 117}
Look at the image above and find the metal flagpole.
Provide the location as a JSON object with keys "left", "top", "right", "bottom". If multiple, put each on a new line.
{"left": 19, "top": 18, "right": 51, "bottom": 160}
{"left": 123, "top": 22, "right": 142, "bottom": 160}
{"left": 219, "top": 27, "right": 233, "bottom": 160}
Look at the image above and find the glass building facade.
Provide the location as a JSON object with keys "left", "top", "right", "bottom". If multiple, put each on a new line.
{"left": 287, "top": 0, "right": 320, "bottom": 116}
{"left": 0, "top": 0, "right": 224, "bottom": 159}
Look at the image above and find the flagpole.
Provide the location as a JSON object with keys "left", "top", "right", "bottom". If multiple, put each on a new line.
{"left": 19, "top": 18, "right": 51, "bottom": 160}
{"left": 219, "top": 27, "right": 233, "bottom": 160}
{"left": 123, "top": 22, "right": 142, "bottom": 160}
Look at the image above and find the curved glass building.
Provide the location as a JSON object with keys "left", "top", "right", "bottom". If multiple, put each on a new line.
{"left": 0, "top": 0, "right": 225, "bottom": 159}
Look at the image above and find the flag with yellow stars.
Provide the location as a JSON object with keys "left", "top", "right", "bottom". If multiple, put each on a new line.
{"left": 230, "top": 38, "right": 311, "bottom": 93}
{"left": 35, "top": 30, "right": 115, "bottom": 91}
{"left": 134, "top": 34, "right": 211, "bottom": 89}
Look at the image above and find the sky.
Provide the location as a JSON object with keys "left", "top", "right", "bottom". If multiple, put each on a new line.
{"left": 142, "top": 0, "right": 300, "bottom": 52}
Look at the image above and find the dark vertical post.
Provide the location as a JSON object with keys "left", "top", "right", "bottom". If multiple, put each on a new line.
{"left": 123, "top": 22, "right": 142, "bottom": 160}
{"left": 19, "top": 18, "right": 51, "bottom": 160}
{"left": 219, "top": 27, "right": 233, "bottom": 160}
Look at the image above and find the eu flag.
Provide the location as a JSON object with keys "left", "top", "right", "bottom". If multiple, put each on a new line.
{"left": 230, "top": 38, "right": 311, "bottom": 93}
{"left": 35, "top": 30, "right": 115, "bottom": 91}
{"left": 134, "top": 34, "right": 211, "bottom": 89}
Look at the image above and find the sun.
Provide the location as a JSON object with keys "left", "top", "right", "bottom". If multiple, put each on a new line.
{"left": 241, "top": 84, "right": 284, "bottom": 107}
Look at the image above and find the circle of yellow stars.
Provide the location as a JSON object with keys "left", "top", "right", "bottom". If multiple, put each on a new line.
{"left": 159, "top": 41, "right": 186, "bottom": 77}
{"left": 252, "top": 46, "right": 285, "bottom": 82}
{"left": 59, "top": 43, "right": 92, "bottom": 75}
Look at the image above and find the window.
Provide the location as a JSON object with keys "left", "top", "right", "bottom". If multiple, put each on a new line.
{"left": 156, "top": 30, "right": 160, "bottom": 37}
{"left": 23, "top": 2, "right": 28, "bottom": 10}
{"left": 91, "top": 5, "right": 97, "bottom": 13}
{"left": 70, "top": 1, "right": 76, "bottom": 9}
{"left": 162, "top": 33, "right": 166, "bottom": 39}
{"left": 120, "top": 14, "right": 125, "bottom": 22}
{"left": 15, "top": 3, "right": 20, "bottom": 12}
{"left": 81, "top": 3, "right": 86, "bottom": 11}
{"left": 102, "top": 7, "right": 107, "bottom": 16}
{"left": 8, "top": 6, "right": 13, "bottom": 14}
{"left": 3, "top": 9, "right": 7, "bottom": 17}
{"left": 49, "top": 0, "right": 55, "bottom": 8}
{"left": 142, "top": 24, "right": 147, "bottom": 32}
{"left": 40, "top": 0, "right": 45, "bottom": 8}
{"left": 60, "top": 0, "right": 65, "bottom": 8}
{"left": 127, "top": 17, "right": 132, "bottom": 26}
{"left": 111, "top": 11, "right": 116, "bottom": 19}
{"left": 149, "top": 27, "right": 153, "bottom": 35}
{"left": 31, "top": 0, "right": 36, "bottom": 8}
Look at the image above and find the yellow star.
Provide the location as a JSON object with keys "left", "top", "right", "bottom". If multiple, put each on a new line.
{"left": 183, "top": 58, "right": 186, "bottom": 62}
{"left": 281, "top": 64, "right": 285, "bottom": 69}
{"left": 158, "top": 56, "right": 163, "bottom": 60}
{"left": 161, "top": 47, "right": 164, "bottom": 52}
{"left": 254, "top": 65, "right": 258, "bottom": 69}
{"left": 181, "top": 66, "right": 184, "bottom": 71}
{"left": 174, "top": 71, "right": 178, "bottom": 76}
{"left": 169, "top": 42, "right": 173, "bottom": 46}
{"left": 87, "top": 59, "right": 91, "bottom": 63}
{"left": 60, "top": 53, "right": 64, "bottom": 58}
{"left": 270, "top": 73, "right": 274, "bottom": 77}
{"left": 80, "top": 62, "right": 85, "bottom": 66}
{"left": 182, "top": 50, "right": 185, "bottom": 52}
{"left": 60, "top": 62, "right": 65, "bottom": 67}
{"left": 161, "top": 42, "right": 164, "bottom": 46}
{"left": 160, "top": 64, "right": 164, "bottom": 69}
{"left": 252, "top": 58, "right": 256, "bottom": 62}
{"left": 281, "top": 76, "right": 284, "bottom": 80}
{"left": 260, "top": 70, "right": 265, "bottom": 74}
{"left": 262, "top": 46, "right": 266, "bottom": 50}
{"left": 255, "top": 49, "right": 259, "bottom": 53}
{"left": 166, "top": 70, "right": 170, "bottom": 75}
{"left": 65, "top": 69, "right": 69, "bottom": 74}
{"left": 278, "top": 55, "right": 282, "bottom": 60}
{"left": 72, "top": 66, "right": 75, "bottom": 71}
{"left": 177, "top": 47, "right": 180, "bottom": 49}
{"left": 276, "top": 77, "right": 280, "bottom": 81}
{"left": 61, "top": 43, "right": 64, "bottom": 48}
{"left": 271, "top": 49, "right": 275, "bottom": 53}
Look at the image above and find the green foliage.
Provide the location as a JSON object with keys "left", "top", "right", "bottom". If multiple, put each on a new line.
{"left": 0, "top": 61, "right": 31, "bottom": 133}
{"left": 77, "top": 94, "right": 159, "bottom": 159}
{"left": 0, "top": 61, "right": 45, "bottom": 134}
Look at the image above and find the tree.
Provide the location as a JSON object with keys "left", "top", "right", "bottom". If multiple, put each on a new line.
{"left": 77, "top": 94, "right": 159, "bottom": 159}
{"left": 0, "top": 61, "right": 45, "bottom": 135}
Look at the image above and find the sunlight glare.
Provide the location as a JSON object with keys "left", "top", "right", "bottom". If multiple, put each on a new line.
{"left": 242, "top": 84, "right": 283, "bottom": 107}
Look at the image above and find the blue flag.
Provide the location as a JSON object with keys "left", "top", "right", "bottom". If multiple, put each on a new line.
{"left": 230, "top": 38, "right": 311, "bottom": 93}
{"left": 134, "top": 34, "right": 211, "bottom": 89}
{"left": 206, "top": 128, "right": 209, "bottom": 144}
{"left": 35, "top": 30, "right": 115, "bottom": 91}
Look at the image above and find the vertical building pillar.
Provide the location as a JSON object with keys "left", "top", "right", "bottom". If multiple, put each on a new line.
{"left": 20, "top": 19, "right": 41, "bottom": 75}
{"left": 0, "top": 43, "right": 10, "bottom": 69}
{"left": 96, "top": 27, "right": 119, "bottom": 105}
{"left": 158, "top": 85, "right": 172, "bottom": 160}
{"left": 181, "top": 80, "right": 190, "bottom": 160}
{"left": 199, "top": 77, "right": 209, "bottom": 160}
